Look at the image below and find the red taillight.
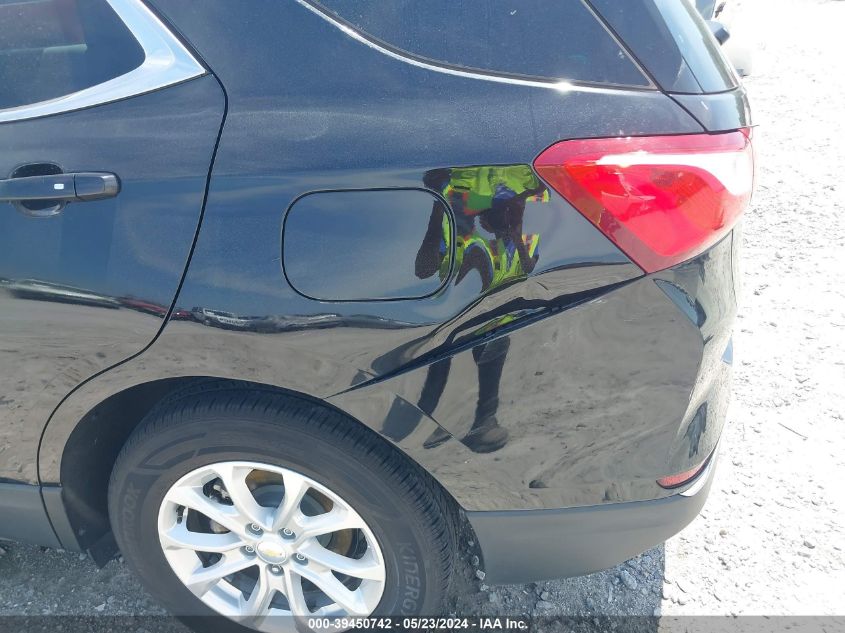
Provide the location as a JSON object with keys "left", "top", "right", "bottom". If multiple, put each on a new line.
{"left": 534, "top": 130, "right": 754, "bottom": 273}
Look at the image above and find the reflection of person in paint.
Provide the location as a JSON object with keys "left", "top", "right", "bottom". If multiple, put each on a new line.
{"left": 411, "top": 166, "right": 548, "bottom": 453}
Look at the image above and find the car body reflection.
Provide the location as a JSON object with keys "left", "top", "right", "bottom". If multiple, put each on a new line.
{"left": 186, "top": 309, "right": 417, "bottom": 333}
{"left": 7, "top": 278, "right": 121, "bottom": 309}
{"left": 118, "top": 296, "right": 169, "bottom": 317}
{"left": 418, "top": 165, "right": 548, "bottom": 294}
{"left": 380, "top": 165, "right": 551, "bottom": 454}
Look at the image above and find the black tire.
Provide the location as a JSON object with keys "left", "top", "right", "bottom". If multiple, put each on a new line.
{"left": 108, "top": 384, "right": 454, "bottom": 628}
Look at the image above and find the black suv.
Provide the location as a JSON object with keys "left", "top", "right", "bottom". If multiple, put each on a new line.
{"left": 0, "top": 0, "right": 752, "bottom": 627}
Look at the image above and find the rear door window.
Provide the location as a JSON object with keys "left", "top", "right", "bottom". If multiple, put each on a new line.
{"left": 311, "top": 0, "right": 651, "bottom": 88}
{"left": 0, "top": 0, "right": 145, "bottom": 110}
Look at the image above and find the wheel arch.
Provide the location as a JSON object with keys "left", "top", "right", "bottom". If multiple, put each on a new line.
{"left": 45, "top": 375, "right": 466, "bottom": 554}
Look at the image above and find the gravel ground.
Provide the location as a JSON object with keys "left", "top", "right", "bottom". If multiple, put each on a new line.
{"left": 1, "top": 0, "right": 844, "bottom": 628}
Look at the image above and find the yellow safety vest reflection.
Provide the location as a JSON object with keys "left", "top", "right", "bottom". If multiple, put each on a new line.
{"left": 439, "top": 166, "right": 547, "bottom": 290}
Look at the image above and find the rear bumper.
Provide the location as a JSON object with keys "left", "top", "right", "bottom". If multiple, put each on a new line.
{"left": 467, "top": 457, "right": 716, "bottom": 585}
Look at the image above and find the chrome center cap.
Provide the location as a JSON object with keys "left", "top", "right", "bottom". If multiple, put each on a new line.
{"left": 255, "top": 537, "right": 289, "bottom": 564}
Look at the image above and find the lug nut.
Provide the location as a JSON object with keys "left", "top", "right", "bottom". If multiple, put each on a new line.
{"left": 243, "top": 545, "right": 256, "bottom": 555}
{"left": 281, "top": 528, "right": 296, "bottom": 539}
{"left": 294, "top": 553, "right": 307, "bottom": 565}
{"left": 269, "top": 565, "right": 283, "bottom": 575}
{"left": 248, "top": 523, "right": 263, "bottom": 535}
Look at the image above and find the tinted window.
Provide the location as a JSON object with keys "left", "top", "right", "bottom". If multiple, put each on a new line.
{"left": 694, "top": 0, "right": 717, "bottom": 19}
{"left": 0, "top": 0, "right": 145, "bottom": 110}
{"left": 312, "top": 0, "right": 650, "bottom": 87}
{"left": 652, "top": 0, "right": 736, "bottom": 92}
{"left": 590, "top": 0, "right": 737, "bottom": 94}
{"left": 284, "top": 189, "right": 452, "bottom": 301}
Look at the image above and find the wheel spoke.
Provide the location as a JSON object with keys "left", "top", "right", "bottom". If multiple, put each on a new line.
{"left": 281, "top": 569, "right": 309, "bottom": 616}
{"left": 157, "top": 461, "right": 387, "bottom": 623}
{"left": 161, "top": 521, "right": 244, "bottom": 553}
{"left": 299, "top": 541, "right": 383, "bottom": 581}
{"left": 240, "top": 564, "right": 275, "bottom": 617}
{"left": 166, "top": 486, "right": 247, "bottom": 537}
{"left": 184, "top": 551, "right": 257, "bottom": 596}
{"left": 296, "top": 565, "right": 368, "bottom": 616}
{"left": 271, "top": 470, "right": 311, "bottom": 531}
{"left": 214, "top": 463, "right": 272, "bottom": 529}
{"left": 297, "top": 506, "right": 362, "bottom": 540}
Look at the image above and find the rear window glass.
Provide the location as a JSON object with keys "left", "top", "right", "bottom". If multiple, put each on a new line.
{"left": 312, "top": 0, "right": 651, "bottom": 87}
{"left": 0, "top": 0, "right": 145, "bottom": 110}
{"left": 694, "top": 0, "right": 717, "bottom": 19}
{"left": 590, "top": 0, "right": 737, "bottom": 94}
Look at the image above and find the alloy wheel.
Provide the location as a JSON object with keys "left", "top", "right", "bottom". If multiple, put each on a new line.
{"left": 157, "top": 461, "right": 386, "bottom": 629}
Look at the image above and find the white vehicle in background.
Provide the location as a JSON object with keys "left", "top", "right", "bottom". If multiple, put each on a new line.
{"left": 697, "top": 0, "right": 754, "bottom": 77}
